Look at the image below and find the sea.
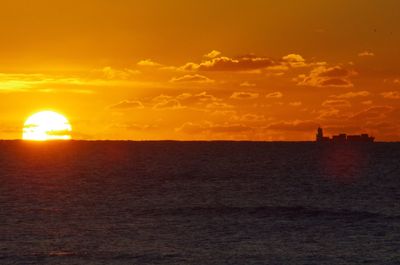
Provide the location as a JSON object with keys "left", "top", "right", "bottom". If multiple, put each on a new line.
{"left": 1, "top": 141, "right": 399, "bottom": 265}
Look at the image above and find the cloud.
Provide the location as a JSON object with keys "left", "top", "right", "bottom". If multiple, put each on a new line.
{"left": 323, "top": 125, "right": 363, "bottom": 135}
{"left": 176, "top": 122, "right": 206, "bottom": 134}
{"left": 297, "top": 66, "right": 355, "bottom": 87}
{"left": 240, "top": 81, "right": 256, "bottom": 87}
{"left": 230, "top": 113, "right": 266, "bottom": 122}
{"left": 0, "top": 124, "right": 21, "bottom": 134}
{"left": 318, "top": 66, "right": 350, "bottom": 77}
{"left": 159, "top": 51, "right": 316, "bottom": 76}
{"left": 384, "top": 78, "right": 400, "bottom": 85}
{"left": 0, "top": 73, "right": 56, "bottom": 92}
{"left": 289, "top": 101, "right": 302, "bottom": 107}
{"left": 350, "top": 106, "right": 393, "bottom": 120}
{"left": 320, "top": 78, "right": 352, "bottom": 87}
{"left": 169, "top": 74, "right": 214, "bottom": 83}
{"left": 282, "top": 54, "right": 307, "bottom": 67}
{"left": 358, "top": 51, "right": 375, "bottom": 57}
{"left": 381, "top": 91, "right": 400, "bottom": 99}
{"left": 152, "top": 95, "right": 184, "bottom": 110}
{"left": 176, "top": 92, "right": 219, "bottom": 104}
{"left": 0, "top": 73, "right": 103, "bottom": 93}
{"left": 112, "top": 123, "right": 158, "bottom": 131}
{"left": 177, "top": 122, "right": 253, "bottom": 134}
{"left": 209, "top": 124, "right": 253, "bottom": 133}
{"left": 362, "top": 100, "right": 373, "bottom": 105}
{"left": 100, "top": 66, "right": 139, "bottom": 80}
{"left": 206, "top": 102, "right": 234, "bottom": 109}
{"left": 265, "top": 65, "right": 290, "bottom": 74}
{"left": 230, "top": 91, "right": 259, "bottom": 100}
{"left": 192, "top": 91, "right": 219, "bottom": 102}
{"left": 204, "top": 50, "right": 222, "bottom": 59}
{"left": 317, "top": 108, "right": 349, "bottom": 120}
{"left": 181, "top": 55, "right": 275, "bottom": 72}
{"left": 322, "top": 99, "right": 351, "bottom": 108}
{"left": 137, "top": 59, "right": 163, "bottom": 67}
{"left": 266, "top": 120, "right": 319, "bottom": 132}
{"left": 265, "top": 92, "right": 283, "bottom": 98}
{"left": 109, "top": 100, "right": 144, "bottom": 110}
{"left": 37, "top": 88, "right": 94, "bottom": 94}
{"left": 153, "top": 99, "right": 183, "bottom": 110}
{"left": 365, "top": 121, "right": 399, "bottom": 131}
{"left": 330, "top": 91, "right": 370, "bottom": 99}
{"left": 151, "top": 92, "right": 229, "bottom": 111}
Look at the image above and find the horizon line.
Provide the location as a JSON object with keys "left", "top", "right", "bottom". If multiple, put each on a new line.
{"left": 1, "top": 139, "right": 399, "bottom": 143}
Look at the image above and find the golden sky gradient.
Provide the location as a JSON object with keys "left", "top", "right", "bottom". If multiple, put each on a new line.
{"left": 1, "top": 0, "right": 400, "bottom": 140}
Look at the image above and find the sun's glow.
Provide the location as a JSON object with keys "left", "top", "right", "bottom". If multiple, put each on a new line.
{"left": 22, "top": 111, "right": 72, "bottom": 141}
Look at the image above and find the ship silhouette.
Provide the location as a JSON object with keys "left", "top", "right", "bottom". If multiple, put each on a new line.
{"left": 316, "top": 127, "right": 374, "bottom": 143}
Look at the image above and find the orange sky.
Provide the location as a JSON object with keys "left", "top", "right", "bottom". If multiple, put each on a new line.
{"left": 1, "top": 0, "right": 399, "bottom": 141}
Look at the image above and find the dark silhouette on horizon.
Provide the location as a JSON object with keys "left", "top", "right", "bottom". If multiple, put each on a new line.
{"left": 316, "top": 127, "right": 374, "bottom": 143}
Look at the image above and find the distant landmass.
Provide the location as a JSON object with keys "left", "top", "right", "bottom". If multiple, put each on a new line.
{"left": 316, "top": 127, "right": 374, "bottom": 143}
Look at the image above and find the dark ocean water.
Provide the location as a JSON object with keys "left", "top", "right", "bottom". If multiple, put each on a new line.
{"left": 1, "top": 141, "right": 400, "bottom": 265}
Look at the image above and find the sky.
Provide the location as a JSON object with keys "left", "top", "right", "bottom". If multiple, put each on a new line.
{"left": 1, "top": 0, "right": 400, "bottom": 141}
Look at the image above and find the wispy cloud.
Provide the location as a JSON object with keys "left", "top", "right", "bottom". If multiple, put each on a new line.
{"left": 230, "top": 92, "right": 259, "bottom": 100}
{"left": 266, "top": 120, "right": 318, "bottom": 132}
{"left": 170, "top": 74, "right": 214, "bottom": 83}
{"left": 282, "top": 54, "right": 307, "bottom": 68}
{"left": 297, "top": 66, "right": 355, "bottom": 87}
{"left": 0, "top": 73, "right": 97, "bottom": 93}
{"left": 204, "top": 50, "right": 222, "bottom": 59}
{"left": 137, "top": 59, "right": 163, "bottom": 67}
{"left": 180, "top": 54, "right": 275, "bottom": 72}
{"left": 322, "top": 99, "right": 351, "bottom": 108}
{"left": 358, "top": 51, "right": 375, "bottom": 57}
{"left": 265, "top": 92, "right": 283, "bottom": 99}
{"left": 109, "top": 100, "right": 144, "bottom": 110}
{"left": 381, "top": 91, "right": 400, "bottom": 99}
{"left": 330, "top": 91, "right": 370, "bottom": 99}
{"left": 239, "top": 81, "right": 256, "bottom": 87}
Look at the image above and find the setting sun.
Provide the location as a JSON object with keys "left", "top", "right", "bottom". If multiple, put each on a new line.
{"left": 22, "top": 111, "right": 72, "bottom": 141}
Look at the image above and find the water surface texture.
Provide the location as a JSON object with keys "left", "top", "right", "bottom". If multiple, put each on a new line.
{"left": 1, "top": 141, "right": 400, "bottom": 264}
